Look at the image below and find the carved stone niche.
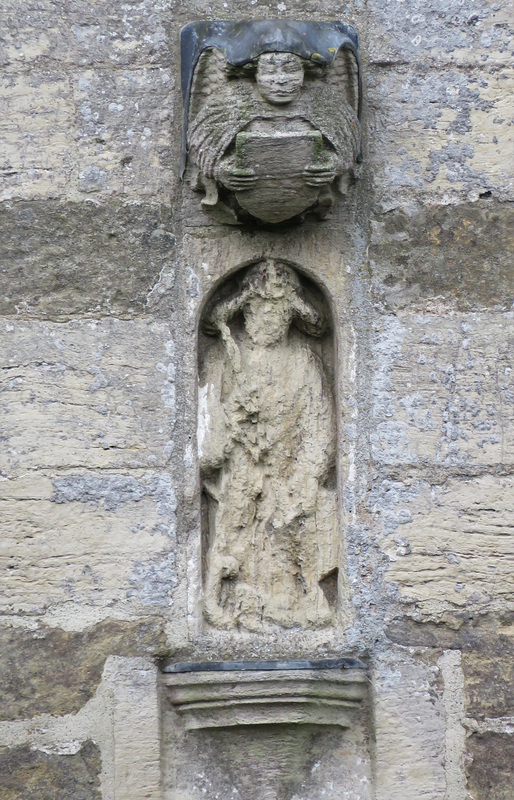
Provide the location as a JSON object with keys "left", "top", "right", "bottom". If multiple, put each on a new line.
{"left": 162, "top": 659, "right": 372, "bottom": 800}
{"left": 198, "top": 259, "right": 341, "bottom": 632}
{"left": 180, "top": 20, "right": 362, "bottom": 224}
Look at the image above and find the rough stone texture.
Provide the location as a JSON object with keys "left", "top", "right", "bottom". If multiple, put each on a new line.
{"left": 1, "top": 0, "right": 513, "bottom": 797}
{"left": 109, "top": 658, "right": 162, "bottom": 800}
{"left": 0, "top": 318, "right": 177, "bottom": 470}
{"left": 0, "top": 619, "right": 168, "bottom": 721}
{"left": 371, "top": 312, "right": 513, "bottom": 469}
{"left": 367, "top": 67, "right": 513, "bottom": 208}
{"left": 466, "top": 731, "right": 514, "bottom": 800}
{"left": 372, "top": 651, "right": 447, "bottom": 799}
{"left": 369, "top": 202, "right": 514, "bottom": 311}
{"left": 0, "top": 741, "right": 101, "bottom": 800}
{"left": 1, "top": 479, "right": 179, "bottom": 615}
{"left": 0, "top": 318, "right": 185, "bottom": 631}
{"left": 200, "top": 260, "right": 339, "bottom": 630}
{"left": 0, "top": 204, "right": 175, "bottom": 318}
{"left": 377, "top": 474, "right": 513, "bottom": 616}
{"left": 462, "top": 632, "right": 514, "bottom": 719}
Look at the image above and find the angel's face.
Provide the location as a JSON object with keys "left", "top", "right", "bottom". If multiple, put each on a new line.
{"left": 256, "top": 52, "right": 304, "bottom": 105}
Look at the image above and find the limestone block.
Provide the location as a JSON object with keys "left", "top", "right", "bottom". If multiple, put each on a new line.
{"left": 438, "top": 650, "right": 468, "bottom": 800}
{"left": 0, "top": 203, "right": 175, "bottom": 317}
{"left": 367, "top": 66, "right": 514, "bottom": 207}
{"left": 0, "top": 318, "right": 183, "bottom": 621}
{"left": 462, "top": 631, "right": 514, "bottom": 718}
{"left": 108, "top": 657, "right": 162, "bottom": 800}
{"left": 158, "top": 0, "right": 367, "bottom": 27}
{"left": 365, "top": 0, "right": 513, "bottom": 67}
{"left": 0, "top": 7, "right": 175, "bottom": 204}
{"left": 371, "top": 312, "right": 514, "bottom": 468}
{"left": 372, "top": 652, "right": 446, "bottom": 799}
{"left": 386, "top": 615, "right": 512, "bottom": 652}
{"left": 0, "top": 66, "right": 174, "bottom": 203}
{"left": 369, "top": 201, "right": 514, "bottom": 310}
{"left": 0, "top": 0, "right": 171, "bottom": 69}
{"left": 466, "top": 731, "right": 514, "bottom": 800}
{"left": 0, "top": 70, "right": 74, "bottom": 202}
{"left": 0, "top": 474, "right": 178, "bottom": 615}
{"left": 0, "top": 620, "right": 166, "bottom": 721}
{"left": 71, "top": 67, "right": 174, "bottom": 202}
{"left": 375, "top": 475, "right": 514, "bottom": 617}
{"left": 0, "top": 740, "right": 101, "bottom": 800}
{"left": 0, "top": 319, "right": 176, "bottom": 470}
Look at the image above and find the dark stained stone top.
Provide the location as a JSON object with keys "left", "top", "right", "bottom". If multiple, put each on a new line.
{"left": 163, "top": 657, "right": 367, "bottom": 673}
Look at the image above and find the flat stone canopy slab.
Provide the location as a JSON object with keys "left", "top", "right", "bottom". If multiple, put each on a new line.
{"left": 163, "top": 659, "right": 368, "bottom": 730}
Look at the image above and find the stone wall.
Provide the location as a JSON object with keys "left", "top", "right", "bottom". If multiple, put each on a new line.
{"left": 0, "top": 1, "right": 512, "bottom": 798}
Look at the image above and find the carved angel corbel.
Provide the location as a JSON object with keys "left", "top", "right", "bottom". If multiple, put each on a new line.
{"left": 180, "top": 20, "right": 363, "bottom": 225}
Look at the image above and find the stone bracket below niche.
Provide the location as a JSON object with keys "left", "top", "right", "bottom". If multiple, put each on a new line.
{"left": 162, "top": 658, "right": 368, "bottom": 731}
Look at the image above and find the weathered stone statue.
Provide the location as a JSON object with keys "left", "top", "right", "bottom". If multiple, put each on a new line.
{"left": 180, "top": 20, "right": 362, "bottom": 224}
{"left": 198, "top": 260, "right": 338, "bottom": 630}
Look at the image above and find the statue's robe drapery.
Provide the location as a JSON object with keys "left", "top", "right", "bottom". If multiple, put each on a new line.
{"left": 199, "top": 307, "right": 338, "bottom": 631}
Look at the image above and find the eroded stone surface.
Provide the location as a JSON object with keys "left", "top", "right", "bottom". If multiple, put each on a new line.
{"left": 0, "top": 318, "right": 176, "bottom": 472}
{"left": 372, "top": 651, "right": 446, "bottom": 799}
{"left": 367, "top": 68, "right": 514, "bottom": 209}
{"left": 199, "top": 260, "right": 338, "bottom": 629}
{"left": 371, "top": 312, "right": 513, "bottom": 468}
{"left": 0, "top": 472, "right": 182, "bottom": 623}
{"left": 462, "top": 633, "right": 514, "bottom": 718}
{"left": 0, "top": 741, "right": 101, "bottom": 800}
{"left": 369, "top": 202, "right": 514, "bottom": 310}
{"left": 375, "top": 474, "right": 513, "bottom": 618}
{"left": 466, "top": 731, "right": 514, "bottom": 800}
{"left": 0, "top": 204, "right": 175, "bottom": 318}
{"left": 0, "top": 620, "right": 167, "bottom": 720}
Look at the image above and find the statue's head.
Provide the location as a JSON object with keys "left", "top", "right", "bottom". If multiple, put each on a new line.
{"left": 240, "top": 260, "right": 300, "bottom": 299}
{"left": 204, "top": 260, "right": 326, "bottom": 347}
{"left": 255, "top": 52, "right": 304, "bottom": 105}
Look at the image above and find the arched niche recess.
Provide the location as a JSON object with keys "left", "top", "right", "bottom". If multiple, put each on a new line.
{"left": 197, "top": 258, "right": 339, "bottom": 631}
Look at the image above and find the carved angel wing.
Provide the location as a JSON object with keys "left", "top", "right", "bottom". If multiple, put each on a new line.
{"left": 187, "top": 47, "right": 247, "bottom": 178}
{"left": 319, "top": 48, "right": 361, "bottom": 168}
{"left": 187, "top": 49, "right": 260, "bottom": 179}
{"left": 189, "top": 47, "right": 229, "bottom": 123}
{"left": 325, "top": 47, "right": 360, "bottom": 116}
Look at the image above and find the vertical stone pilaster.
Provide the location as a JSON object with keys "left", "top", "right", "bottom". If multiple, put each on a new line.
{"left": 107, "top": 658, "right": 163, "bottom": 800}
{"left": 439, "top": 650, "right": 467, "bottom": 800}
